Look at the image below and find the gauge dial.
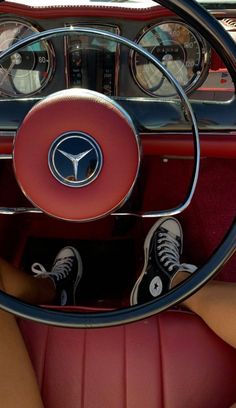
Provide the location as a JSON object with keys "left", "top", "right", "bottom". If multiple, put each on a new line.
{"left": 0, "top": 20, "right": 54, "bottom": 97}
{"left": 132, "top": 21, "right": 209, "bottom": 97}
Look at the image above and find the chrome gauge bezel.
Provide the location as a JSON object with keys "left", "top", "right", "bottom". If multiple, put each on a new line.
{"left": 130, "top": 19, "right": 211, "bottom": 98}
{"left": 0, "top": 18, "right": 55, "bottom": 98}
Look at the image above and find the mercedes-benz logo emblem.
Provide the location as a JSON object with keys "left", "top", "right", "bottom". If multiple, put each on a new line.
{"left": 48, "top": 132, "right": 103, "bottom": 187}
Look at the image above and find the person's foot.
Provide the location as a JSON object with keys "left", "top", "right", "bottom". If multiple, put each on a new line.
{"left": 31, "top": 246, "right": 83, "bottom": 306}
{"left": 130, "top": 217, "right": 197, "bottom": 305}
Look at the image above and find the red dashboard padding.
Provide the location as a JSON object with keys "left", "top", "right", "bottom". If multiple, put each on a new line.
{"left": 0, "top": 2, "right": 171, "bottom": 20}
{"left": 13, "top": 89, "right": 140, "bottom": 221}
{"left": 19, "top": 311, "right": 236, "bottom": 408}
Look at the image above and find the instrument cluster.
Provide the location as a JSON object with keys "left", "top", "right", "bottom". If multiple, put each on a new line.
{"left": 0, "top": 17, "right": 211, "bottom": 99}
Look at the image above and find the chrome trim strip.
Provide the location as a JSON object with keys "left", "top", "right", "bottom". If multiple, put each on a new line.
{"left": 0, "top": 154, "right": 12, "bottom": 159}
{"left": 0, "top": 207, "right": 42, "bottom": 215}
{"left": 0, "top": 27, "right": 200, "bottom": 219}
{"left": 0, "top": 131, "right": 16, "bottom": 138}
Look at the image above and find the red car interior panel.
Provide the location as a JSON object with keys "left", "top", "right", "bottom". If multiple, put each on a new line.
{"left": 19, "top": 311, "right": 236, "bottom": 408}
{"left": 1, "top": 2, "right": 173, "bottom": 20}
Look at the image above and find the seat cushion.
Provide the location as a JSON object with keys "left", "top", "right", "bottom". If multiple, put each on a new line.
{"left": 19, "top": 310, "right": 236, "bottom": 408}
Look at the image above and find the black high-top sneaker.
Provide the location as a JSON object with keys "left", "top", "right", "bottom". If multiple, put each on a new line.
{"left": 32, "top": 246, "right": 83, "bottom": 306}
{"left": 130, "top": 218, "right": 197, "bottom": 305}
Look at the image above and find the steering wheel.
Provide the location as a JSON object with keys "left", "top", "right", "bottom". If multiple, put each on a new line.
{"left": 0, "top": 0, "right": 235, "bottom": 327}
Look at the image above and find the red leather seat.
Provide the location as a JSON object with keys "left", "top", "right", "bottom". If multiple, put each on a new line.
{"left": 19, "top": 310, "right": 236, "bottom": 408}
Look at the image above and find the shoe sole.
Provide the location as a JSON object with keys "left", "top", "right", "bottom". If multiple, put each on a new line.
{"left": 130, "top": 217, "right": 183, "bottom": 306}
{"left": 66, "top": 246, "right": 83, "bottom": 305}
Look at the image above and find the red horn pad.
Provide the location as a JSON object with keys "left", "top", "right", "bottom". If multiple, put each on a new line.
{"left": 13, "top": 89, "right": 140, "bottom": 221}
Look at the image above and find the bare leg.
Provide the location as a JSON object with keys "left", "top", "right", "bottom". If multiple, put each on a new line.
{"left": 0, "top": 309, "right": 44, "bottom": 408}
{"left": 0, "top": 257, "right": 56, "bottom": 407}
{"left": 0, "top": 257, "right": 55, "bottom": 304}
{"left": 0, "top": 249, "right": 83, "bottom": 406}
{"left": 183, "top": 280, "right": 236, "bottom": 348}
{"left": 0, "top": 275, "right": 44, "bottom": 407}
{"left": 173, "top": 273, "right": 236, "bottom": 349}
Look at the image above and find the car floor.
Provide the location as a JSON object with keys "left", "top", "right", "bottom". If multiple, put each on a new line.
{"left": 0, "top": 156, "right": 235, "bottom": 307}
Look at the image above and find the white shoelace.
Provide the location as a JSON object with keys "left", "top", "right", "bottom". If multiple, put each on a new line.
{"left": 31, "top": 257, "right": 73, "bottom": 281}
{"left": 157, "top": 232, "right": 197, "bottom": 273}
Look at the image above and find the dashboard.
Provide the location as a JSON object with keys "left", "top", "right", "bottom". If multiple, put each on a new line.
{"left": 0, "top": 6, "right": 233, "bottom": 101}
{"left": 0, "top": 0, "right": 236, "bottom": 134}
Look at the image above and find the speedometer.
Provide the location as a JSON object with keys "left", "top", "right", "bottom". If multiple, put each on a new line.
{"left": 131, "top": 21, "right": 210, "bottom": 97}
{"left": 0, "top": 19, "right": 54, "bottom": 97}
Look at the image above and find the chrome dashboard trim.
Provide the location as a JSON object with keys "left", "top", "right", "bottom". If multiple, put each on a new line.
{"left": 0, "top": 154, "right": 12, "bottom": 159}
{"left": 0, "top": 207, "right": 42, "bottom": 215}
{"left": 0, "top": 131, "right": 16, "bottom": 138}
